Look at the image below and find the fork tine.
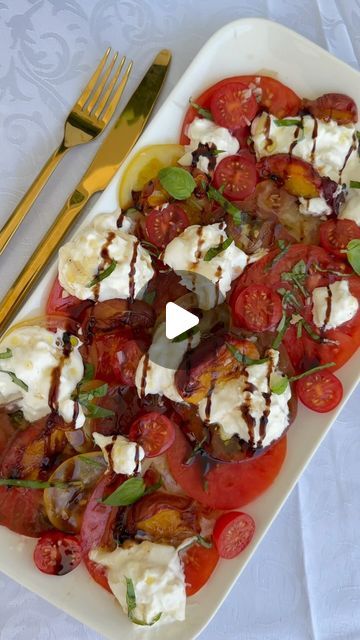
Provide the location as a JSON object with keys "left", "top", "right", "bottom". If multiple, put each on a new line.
{"left": 86, "top": 51, "right": 119, "bottom": 114}
{"left": 93, "top": 55, "right": 126, "bottom": 119}
{"left": 101, "top": 61, "right": 133, "bottom": 125}
{"left": 76, "top": 47, "right": 111, "bottom": 109}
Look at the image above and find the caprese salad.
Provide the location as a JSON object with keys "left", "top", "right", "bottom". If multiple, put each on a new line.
{"left": 0, "top": 74, "right": 360, "bottom": 627}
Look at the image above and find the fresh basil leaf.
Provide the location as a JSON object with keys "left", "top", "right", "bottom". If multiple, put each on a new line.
{"left": 196, "top": 535, "right": 213, "bottom": 549}
{"left": 124, "top": 576, "right": 162, "bottom": 627}
{"left": 346, "top": 239, "right": 360, "bottom": 275}
{"left": 204, "top": 237, "right": 233, "bottom": 261}
{"left": 78, "top": 455, "right": 105, "bottom": 468}
{"left": 0, "top": 348, "right": 12, "bottom": 360}
{"left": 281, "top": 259, "right": 308, "bottom": 297}
{"left": 272, "top": 312, "right": 290, "bottom": 349}
{"left": 275, "top": 118, "right": 303, "bottom": 127}
{"left": 277, "top": 288, "right": 301, "bottom": 310}
{"left": 270, "top": 373, "right": 289, "bottom": 395}
{"left": 144, "top": 479, "right": 163, "bottom": 495}
{"left": 297, "top": 319, "right": 303, "bottom": 338}
{"left": 301, "top": 318, "right": 322, "bottom": 342}
{"left": 0, "top": 369, "right": 28, "bottom": 391}
{"left": 265, "top": 240, "right": 290, "bottom": 271}
{"left": 158, "top": 166, "right": 196, "bottom": 200}
{"left": 82, "top": 362, "right": 94, "bottom": 383}
{"left": 189, "top": 99, "right": 213, "bottom": 120}
{"left": 172, "top": 325, "right": 200, "bottom": 343}
{"left": 103, "top": 477, "right": 146, "bottom": 506}
{"left": 226, "top": 343, "right": 269, "bottom": 366}
{"left": 350, "top": 180, "right": 360, "bottom": 189}
{"left": 289, "top": 361, "right": 336, "bottom": 383}
{"left": 78, "top": 383, "right": 108, "bottom": 404}
{"left": 88, "top": 259, "right": 117, "bottom": 288}
{"left": 82, "top": 402, "right": 115, "bottom": 419}
{"left": 0, "top": 478, "right": 82, "bottom": 489}
{"left": 207, "top": 185, "right": 245, "bottom": 223}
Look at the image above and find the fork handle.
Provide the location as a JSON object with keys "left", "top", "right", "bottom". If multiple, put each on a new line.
{"left": 0, "top": 143, "right": 67, "bottom": 254}
{"left": 0, "top": 185, "right": 90, "bottom": 336}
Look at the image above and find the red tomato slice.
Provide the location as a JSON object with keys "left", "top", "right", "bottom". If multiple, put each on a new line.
{"left": 129, "top": 412, "right": 175, "bottom": 458}
{"left": 319, "top": 219, "right": 360, "bottom": 258}
{"left": 180, "top": 542, "right": 219, "bottom": 596}
{"left": 34, "top": 531, "right": 82, "bottom": 576}
{"left": 232, "top": 284, "right": 283, "bottom": 331}
{"left": 212, "top": 152, "right": 257, "bottom": 200}
{"left": 180, "top": 76, "right": 301, "bottom": 144}
{"left": 213, "top": 511, "right": 255, "bottom": 559}
{"left": 296, "top": 370, "right": 343, "bottom": 413}
{"left": 145, "top": 204, "right": 189, "bottom": 249}
{"left": 303, "top": 93, "right": 357, "bottom": 124}
{"left": 0, "top": 486, "right": 50, "bottom": 537}
{"left": 210, "top": 82, "right": 258, "bottom": 129}
{"left": 167, "top": 426, "right": 287, "bottom": 510}
{"left": 46, "top": 277, "right": 92, "bottom": 320}
{"left": 89, "top": 330, "right": 146, "bottom": 387}
{"left": 0, "top": 412, "right": 16, "bottom": 457}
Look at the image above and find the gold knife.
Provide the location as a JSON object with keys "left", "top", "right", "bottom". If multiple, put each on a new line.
{"left": 0, "top": 49, "right": 171, "bottom": 336}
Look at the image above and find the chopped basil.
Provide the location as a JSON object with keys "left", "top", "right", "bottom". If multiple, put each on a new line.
{"left": 226, "top": 343, "right": 269, "bottom": 366}
{"left": 0, "top": 369, "right": 28, "bottom": 391}
{"left": 0, "top": 348, "right": 12, "bottom": 360}
{"left": 78, "top": 383, "right": 108, "bottom": 404}
{"left": 125, "top": 577, "right": 162, "bottom": 626}
{"left": 172, "top": 325, "right": 200, "bottom": 343}
{"left": 270, "top": 362, "right": 336, "bottom": 395}
{"left": 275, "top": 118, "right": 303, "bottom": 127}
{"left": 345, "top": 239, "right": 360, "bottom": 275}
{"left": 289, "top": 361, "right": 336, "bottom": 382}
{"left": 277, "top": 287, "right": 301, "bottom": 310}
{"left": 185, "top": 435, "right": 207, "bottom": 466}
{"left": 179, "top": 535, "right": 213, "bottom": 553}
{"left": 0, "top": 478, "right": 83, "bottom": 490}
{"left": 207, "top": 185, "right": 245, "bottom": 224}
{"left": 82, "top": 403, "right": 115, "bottom": 419}
{"left": 312, "top": 263, "right": 350, "bottom": 278}
{"left": 212, "top": 148, "right": 226, "bottom": 156}
{"left": 301, "top": 317, "right": 322, "bottom": 342}
{"left": 350, "top": 180, "right": 360, "bottom": 189}
{"left": 141, "top": 240, "right": 160, "bottom": 258}
{"left": 82, "top": 362, "right": 95, "bottom": 383}
{"left": 158, "top": 166, "right": 196, "bottom": 200}
{"left": 189, "top": 99, "right": 213, "bottom": 120}
{"left": 88, "top": 259, "right": 117, "bottom": 288}
{"left": 78, "top": 455, "right": 105, "bottom": 468}
{"left": 281, "top": 260, "right": 308, "bottom": 297}
{"left": 76, "top": 380, "right": 115, "bottom": 420}
{"left": 204, "top": 237, "right": 233, "bottom": 261}
{"left": 272, "top": 312, "right": 290, "bottom": 349}
{"left": 296, "top": 319, "right": 303, "bottom": 338}
{"left": 265, "top": 240, "right": 290, "bottom": 271}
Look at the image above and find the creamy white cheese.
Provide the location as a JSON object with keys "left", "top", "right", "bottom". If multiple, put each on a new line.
{"left": 0, "top": 326, "right": 84, "bottom": 427}
{"left": 135, "top": 322, "right": 200, "bottom": 402}
{"left": 338, "top": 189, "right": 360, "bottom": 226}
{"left": 163, "top": 223, "right": 260, "bottom": 310}
{"left": 298, "top": 196, "right": 332, "bottom": 217}
{"left": 58, "top": 212, "right": 153, "bottom": 302}
{"left": 178, "top": 117, "right": 239, "bottom": 173}
{"left": 252, "top": 112, "right": 357, "bottom": 183}
{"left": 312, "top": 280, "right": 358, "bottom": 330}
{"left": 198, "top": 349, "right": 291, "bottom": 448}
{"left": 93, "top": 432, "right": 145, "bottom": 475}
{"left": 90, "top": 541, "right": 186, "bottom": 626}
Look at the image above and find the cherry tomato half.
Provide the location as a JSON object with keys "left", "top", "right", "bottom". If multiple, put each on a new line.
{"left": 296, "top": 370, "right": 343, "bottom": 413}
{"left": 34, "top": 531, "right": 82, "bottom": 576}
{"left": 319, "top": 219, "right": 360, "bottom": 259}
{"left": 213, "top": 152, "right": 257, "bottom": 201}
{"left": 210, "top": 82, "right": 258, "bottom": 129}
{"left": 145, "top": 204, "right": 189, "bottom": 249}
{"left": 129, "top": 412, "right": 175, "bottom": 458}
{"left": 180, "top": 542, "right": 219, "bottom": 596}
{"left": 232, "top": 284, "right": 283, "bottom": 332}
{"left": 213, "top": 511, "right": 255, "bottom": 559}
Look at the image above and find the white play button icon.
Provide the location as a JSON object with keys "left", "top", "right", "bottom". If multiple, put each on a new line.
{"left": 165, "top": 302, "right": 199, "bottom": 340}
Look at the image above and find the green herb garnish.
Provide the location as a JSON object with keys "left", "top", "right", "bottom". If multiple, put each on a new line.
{"left": 350, "top": 180, "right": 360, "bottom": 189}
{"left": 82, "top": 362, "right": 95, "bottom": 384}
{"left": 102, "top": 476, "right": 161, "bottom": 507}
{"left": 0, "top": 478, "right": 83, "bottom": 490}
{"left": 265, "top": 240, "right": 291, "bottom": 272}
{"left": 172, "top": 325, "right": 200, "bottom": 343}
{"left": 275, "top": 118, "right": 303, "bottom": 127}
{"left": 204, "top": 237, "right": 233, "bottom": 261}
{"left": 158, "top": 166, "right": 196, "bottom": 200}
{"left": 125, "top": 577, "right": 162, "bottom": 626}
{"left": 179, "top": 535, "right": 213, "bottom": 552}
{"left": 185, "top": 435, "right": 207, "bottom": 466}
{"left": 277, "top": 287, "right": 302, "bottom": 310}
{"left": 78, "top": 455, "right": 105, "bottom": 468}
{"left": 281, "top": 259, "right": 308, "bottom": 297}
{"left": 270, "top": 362, "right": 336, "bottom": 395}
{"left": 0, "top": 348, "right": 12, "bottom": 360}
{"left": 272, "top": 312, "right": 290, "bottom": 349}
{"left": 226, "top": 343, "right": 269, "bottom": 366}
{"left": 0, "top": 370, "right": 28, "bottom": 391}
{"left": 88, "top": 259, "right": 116, "bottom": 288}
{"left": 75, "top": 378, "right": 115, "bottom": 420}
{"left": 207, "top": 185, "right": 245, "bottom": 224}
{"left": 345, "top": 239, "right": 360, "bottom": 275}
{"left": 189, "top": 99, "right": 213, "bottom": 120}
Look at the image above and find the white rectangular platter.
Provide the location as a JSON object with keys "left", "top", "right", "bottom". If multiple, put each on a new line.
{"left": 1, "top": 17, "right": 360, "bottom": 640}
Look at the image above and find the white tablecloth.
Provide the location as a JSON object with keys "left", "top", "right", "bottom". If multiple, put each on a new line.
{"left": 0, "top": 1, "right": 360, "bottom": 638}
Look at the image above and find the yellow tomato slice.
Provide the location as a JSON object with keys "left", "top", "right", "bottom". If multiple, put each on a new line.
{"left": 119, "top": 144, "right": 184, "bottom": 208}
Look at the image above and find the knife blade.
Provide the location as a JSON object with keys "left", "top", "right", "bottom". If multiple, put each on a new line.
{"left": 0, "top": 49, "right": 171, "bottom": 336}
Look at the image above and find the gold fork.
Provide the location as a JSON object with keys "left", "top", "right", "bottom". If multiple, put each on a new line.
{"left": 0, "top": 48, "right": 132, "bottom": 254}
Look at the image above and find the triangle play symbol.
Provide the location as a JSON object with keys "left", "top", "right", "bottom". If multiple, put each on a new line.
{"left": 165, "top": 302, "right": 199, "bottom": 340}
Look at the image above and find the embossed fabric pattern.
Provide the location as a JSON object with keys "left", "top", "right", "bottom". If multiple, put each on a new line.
{"left": 0, "top": 1, "right": 360, "bottom": 639}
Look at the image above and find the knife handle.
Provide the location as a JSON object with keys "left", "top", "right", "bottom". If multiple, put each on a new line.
{"left": 0, "top": 185, "right": 90, "bottom": 336}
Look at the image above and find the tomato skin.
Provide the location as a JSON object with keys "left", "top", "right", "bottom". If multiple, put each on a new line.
{"left": 296, "top": 370, "right": 343, "bottom": 413}
{"left": 167, "top": 425, "right": 287, "bottom": 510}
{"left": 257, "top": 154, "right": 322, "bottom": 198}
{"left": 87, "top": 330, "right": 146, "bottom": 387}
{"left": 0, "top": 487, "right": 50, "bottom": 537}
{"left": 232, "top": 284, "right": 283, "bottom": 331}
{"left": 129, "top": 412, "right": 175, "bottom": 458}
{"left": 46, "top": 277, "right": 92, "bottom": 321}
{"left": 213, "top": 511, "right": 255, "bottom": 559}
{"left": 210, "top": 82, "right": 258, "bottom": 129}
{"left": 34, "top": 531, "right": 82, "bottom": 576}
{"left": 319, "top": 219, "right": 360, "bottom": 258}
{"left": 180, "top": 542, "right": 219, "bottom": 596}
{"left": 212, "top": 152, "right": 257, "bottom": 201}
{"left": 145, "top": 204, "right": 189, "bottom": 249}
{"left": 303, "top": 93, "right": 357, "bottom": 125}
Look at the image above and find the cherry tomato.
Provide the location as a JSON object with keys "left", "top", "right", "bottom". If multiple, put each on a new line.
{"left": 167, "top": 425, "right": 287, "bottom": 510}
{"left": 129, "top": 412, "right": 175, "bottom": 457}
{"left": 180, "top": 542, "right": 219, "bottom": 596}
{"left": 257, "top": 154, "right": 322, "bottom": 198}
{"left": 34, "top": 531, "right": 82, "bottom": 576}
{"left": 303, "top": 93, "right": 357, "bottom": 124}
{"left": 89, "top": 330, "right": 145, "bottom": 387}
{"left": 210, "top": 82, "right": 258, "bottom": 129}
{"left": 212, "top": 152, "right": 257, "bottom": 201}
{"left": 296, "top": 370, "right": 343, "bottom": 413}
{"left": 319, "top": 219, "right": 360, "bottom": 258}
{"left": 46, "top": 277, "right": 92, "bottom": 321}
{"left": 180, "top": 76, "right": 301, "bottom": 143}
{"left": 213, "top": 511, "right": 255, "bottom": 559}
{"left": 232, "top": 284, "right": 283, "bottom": 331}
{"left": 145, "top": 204, "right": 189, "bottom": 249}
